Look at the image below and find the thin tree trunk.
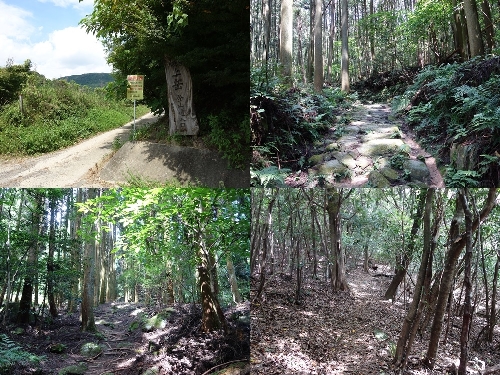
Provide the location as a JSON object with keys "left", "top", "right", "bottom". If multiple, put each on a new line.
{"left": 341, "top": 0, "right": 350, "bottom": 92}
{"left": 463, "top": 0, "right": 485, "bottom": 57}
{"left": 424, "top": 188, "right": 497, "bottom": 369}
{"left": 313, "top": 0, "right": 323, "bottom": 92}
{"left": 47, "top": 193, "right": 58, "bottom": 318}
{"left": 458, "top": 191, "right": 473, "bottom": 375}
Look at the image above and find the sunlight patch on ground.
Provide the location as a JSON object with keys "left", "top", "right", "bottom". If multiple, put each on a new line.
{"left": 130, "top": 308, "right": 145, "bottom": 316}
{"left": 299, "top": 310, "right": 317, "bottom": 318}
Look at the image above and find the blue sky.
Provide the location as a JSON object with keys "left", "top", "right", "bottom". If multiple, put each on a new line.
{"left": 0, "top": 0, "right": 111, "bottom": 79}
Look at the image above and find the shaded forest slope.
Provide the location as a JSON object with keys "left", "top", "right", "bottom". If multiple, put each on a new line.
{"left": 4, "top": 301, "right": 250, "bottom": 375}
{"left": 251, "top": 267, "right": 500, "bottom": 375}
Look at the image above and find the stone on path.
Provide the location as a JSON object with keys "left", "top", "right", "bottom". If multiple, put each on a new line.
{"left": 317, "top": 159, "right": 349, "bottom": 177}
{"left": 331, "top": 151, "right": 357, "bottom": 169}
{"left": 403, "top": 159, "right": 430, "bottom": 184}
{"left": 359, "top": 139, "right": 405, "bottom": 157}
{"left": 368, "top": 170, "right": 391, "bottom": 187}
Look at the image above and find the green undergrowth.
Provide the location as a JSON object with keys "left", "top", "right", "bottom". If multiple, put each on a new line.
{"left": 0, "top": 67, "right": 148, "bottom": 156}
{"left": 0, "top": 333, "right": 44, "bottom": 374}
{"left": 250, "top": 68, "right": 356, "bottom": 186}
{"left": 393, "top": 56, "right": 500, "bottom": 186}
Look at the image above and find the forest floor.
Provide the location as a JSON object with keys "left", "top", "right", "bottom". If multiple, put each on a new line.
{"left": 250, "top": 266, "right": 500, "bottom": 375}
{"left": 7, "top": 301, "right": 250, "bottom": 375}
{"left": 285, "top": 103, "right": 444, "bottom": 188}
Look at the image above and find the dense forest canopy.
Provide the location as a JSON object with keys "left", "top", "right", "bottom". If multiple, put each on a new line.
{"left": 0, "top": 188, "right": 250, "bottom": 373}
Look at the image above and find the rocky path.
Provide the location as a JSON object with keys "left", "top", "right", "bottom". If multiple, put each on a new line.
{"left": 286, "top": 103, "right": 444, "bottom": 188}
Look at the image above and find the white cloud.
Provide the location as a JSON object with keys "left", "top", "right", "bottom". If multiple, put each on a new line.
{"left": 37, "top": 0, "right": 93, "bottom": 10}
{"left": 0, "top": 1, "right": 34, "bottom": 40}
{"left": 0, "top": 1, "right": 110, "bottom": 78}
{"left": 0, "top": 26, "right": 111, "bottom": 79}
{"left": 34, "top": 26, "right": 112, "bottom": 78}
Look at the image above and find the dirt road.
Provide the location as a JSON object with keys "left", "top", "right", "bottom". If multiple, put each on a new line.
{"left": 0, "top": 112, "right": 159, "bottom": 187}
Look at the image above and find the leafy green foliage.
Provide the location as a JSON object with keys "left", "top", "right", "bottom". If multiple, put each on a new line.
{"left": 0, "top": 59, "right": 33, "bottom": 107}
{"left": 395, "top": 57, "right": 500, "bottom": 183}
{"left": 0, "top": 334, "right": 44, "bottom": 374}
{"left": 0, "top": 66, "right": 148, "bottom": 155}
{"left": 251, "top": 75, "right": 352, "bottom": 176}
{"left": 250, "top": 166, "right": 291, "bottom": 187}
{"left": 207, "top": 112, "right": 250, "bottom": 169}
{"left": 81, "top": 0, "right": 249, "bottom": 151}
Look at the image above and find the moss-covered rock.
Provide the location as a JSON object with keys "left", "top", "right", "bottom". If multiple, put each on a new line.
{"left": 317, "top": 160, "right": 348, "bottom": 177}
{"left": 142, "top": 309, "right": 174, "bottom": 332}
{"left": 58, "top": 362, "right": 88, "bottom": 375}
{"left": 368, "top": 170, "right": 391, "bottom": 187}
{"left": 80, "top": 342, "right": 102, "bottom": 357}
{"left": 380, "top": 167, "right": 399, "bottom": 182}
{"left": 359, "top": 139, "right": 404, "bottom": 157}
{"left": 403, "top": 159, "right": 430, "bottom": 184}
{"left": 331, "top": 151, "right": 357, "bottom": 169}
{"left": 308, "top": 153, "right": 327, "bottom": 166}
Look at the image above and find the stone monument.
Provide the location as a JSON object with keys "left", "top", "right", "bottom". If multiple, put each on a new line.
{"left": 165, "top": 58, "right": 199, "bottom": 135}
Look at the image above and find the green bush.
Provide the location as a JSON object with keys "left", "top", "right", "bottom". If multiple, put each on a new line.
{"left": 207, "top": 112, "right": 250, "bottom": 169}
{"left": 0, "top": 74, "right": 148, "bottom": 155}
{"left": 394, "top": 57, "right": 500, "bottom": 183}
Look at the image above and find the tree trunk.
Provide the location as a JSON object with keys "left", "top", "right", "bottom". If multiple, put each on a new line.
{"left": 341, "top": 0, "right": 350, "bottom": 92}
{"left": 313, "top": 0, "right": 323, "bottom": 92}
{"left": 463, "top": 0, "right": 484, "bottom": 57}
{"left": 18, "top": 191, "right": 41, "bottom": 324}
{"left": 280, "top": 0, "right": 293, "bottom": 84}
{"left": 47, "top": 193, "right": 58, "bottom": 318}
{"left": 384, "top": 190, "right": 427, "bottom": 300}
{"left": 481, "top": 0, "right": 495, "bottom": 53}
{"left": 226, "top": 254, "right": 242, "bottom": 304}
{"left": 394, "top": 189, "right": 435, "bottom": 368}
{"left": 81, "top": 188, "right": 97, "bottom": 332}
{"left": 327, "top": 188, "right": 348, "bottom": 292}
{"left": 424, "top": 188, "right": 497, "bottom": 369}
{"left": 458, "top": 191, "right": 473, "bottom": 375}
{"left": 487, "top": 249, "right": 499, "bottom": 341}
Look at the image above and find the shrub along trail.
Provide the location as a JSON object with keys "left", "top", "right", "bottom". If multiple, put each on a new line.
{"left": 0, "top": 113, "right": 158, "bottom": 187}
{"left": 286, "top": 103, "right": 444, "bottom": 188}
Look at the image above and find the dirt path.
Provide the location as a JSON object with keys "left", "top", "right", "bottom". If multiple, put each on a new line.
{"left": 286, "top": 103, "right": 444, "bottom": 188}
{"left": 11, "top": 301, "right": 250, "bottom": 375}
{"left": 251, "top": 267, "right": 499, "bottom": 375}
{"left": 0, "top": 112, "right": 159, "bottom": 187}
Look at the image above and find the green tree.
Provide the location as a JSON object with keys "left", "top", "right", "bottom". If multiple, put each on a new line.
{"left": 81, "top": 0, "right": 249, "bottom": 132}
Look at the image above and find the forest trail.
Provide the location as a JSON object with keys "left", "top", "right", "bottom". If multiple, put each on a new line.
{"left": 14, "top": 301, "right": 250, "bottom": 375}
{"left": 251, "top": 267, "right": 499, "bottom": 375}
{"left": 289, "top": 103, "right": 444, "bottom": 188}
{"left": 0, "top": 112, "right": 158, "bottom": 188}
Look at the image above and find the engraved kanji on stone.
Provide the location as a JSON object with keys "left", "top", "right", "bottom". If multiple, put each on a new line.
{"left": 172, "top": 68, "right": 183, "bottom": 90}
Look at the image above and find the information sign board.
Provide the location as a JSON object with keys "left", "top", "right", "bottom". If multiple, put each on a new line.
{"left": 127, "top": 75, "right": 144, "bottom": 100}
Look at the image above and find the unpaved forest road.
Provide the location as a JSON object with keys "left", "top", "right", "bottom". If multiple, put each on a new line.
{"left": 0, "top": 112, "right": 159, "bottom": 187}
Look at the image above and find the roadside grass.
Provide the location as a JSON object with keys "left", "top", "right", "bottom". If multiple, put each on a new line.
{"left": 0, "top": 75, "right": 148, "bottom": 155}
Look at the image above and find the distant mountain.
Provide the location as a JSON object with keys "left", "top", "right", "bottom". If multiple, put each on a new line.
{"left": 58, "top": 73, "right": 113, "bottom": 88}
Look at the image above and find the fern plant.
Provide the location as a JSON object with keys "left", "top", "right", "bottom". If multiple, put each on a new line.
{"left": 0, "top": 334, "right": 44, "bottom": 373}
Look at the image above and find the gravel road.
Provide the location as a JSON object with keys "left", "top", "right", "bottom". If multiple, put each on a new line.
{"left": 0, "top": 112, "right": 159, "bottom": 187}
